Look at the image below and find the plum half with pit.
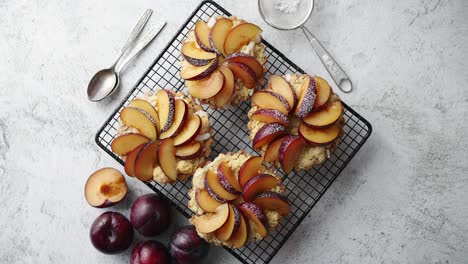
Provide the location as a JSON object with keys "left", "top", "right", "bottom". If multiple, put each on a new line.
{"left": 90, "top": 211, "right": 134, "bottom": 254}
{"left": 168, "top": 225, "right": 209, "bottom": 264}
{"left": 131, "top": 240, "right": 171, "bottom": 264}
{"left": 130, "top": 194, "right": 171, "bottom": 237}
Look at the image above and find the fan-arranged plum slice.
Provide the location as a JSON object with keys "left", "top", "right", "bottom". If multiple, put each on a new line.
{"left": 250, "top": 109, "right": 289, "bottom": 126}
{"left": 175, "top": 141, "right": 202, "bottom": 160}
{"left": 217, "top": 161, "right": 241, "bottom": 194}
{"left": 242, "top": 174, "right": 280, "bottom": 202}
{"left": 224, "top": 23, "right": 262, "bottom": 55}
{"left": 312, "top": 76, "right": 331, "bottom": 111}
{"left": 252, "top": 122, "right": 287, "bottom": 150}
{"left": 134, "top": 141, "right": 159, "bottom": 181}
{"left": 263, "top": 136, "right": 287, "bottom": 163}
{"left": 215, "top": 205, "right": 241, "bottom": 241}
{"left": 192, "top": 203, "right": 230, "bottom": 233}
{"left": 294, "top": 75, "right": 317, "bottom": 118}
{"left": 120, "top": 107, "right": 158, "bottom": 140}
{"left": 196, "top": 188, "right": 223, "bottom": 213}
{"left": 278, "top": 135, "right": 305, "bottom": 174}
{"left": 251, "top": 91, "right": 290, "bottom": 115}
{"left": 204, "top": 176, "right": 227, "bottom": 203}
{"left": 298, "top": 122, "right": 341, "bottom": 146}
{"left": 214, "top": 66, "right": 235, "bottom": 107}
{"left": 158, "top": 138, "right": 178, "bottom": 181}
{"left": 252, "top": 191, "right": 290, "bottom": 216}
{"left": 225, "top": 61, "right": 257, "bottom": 89}
{"left": 227, "top": 213, "right": 249, "bottom": 248}
{"left": 194, "top": 20, "right": 213, "bottom": 52}
{"left": 205, "top": 170, "right": 239, "bottom": 201}
{"left": 209, "top": 18, "right": 233, "bottom": 56}
{"left": 181, "top": 41, "right": 217, "bottom": 66}
{"left": 156, "top": 89, "right": 175, "bottom": 133}
{"left": 180, "top": 57, "right": 218, "bottom": 80}
{"left": 128, "top": 99, "right": 160, "bottom": 131}
{"left": 225, "top": 53, "right": 263, "bottom": 78}
{"left": 237, "top": 202, "right": 268, "bottom": 239}
{"left": 268, "top": 75, "right": 297, "bottom": 109}
{"left": 173, "top": 115, "right": 202, "bottom": 146}
{"left": 111, "top": 133, "right": 150, "bottom": 155}
{"left": 160, "top": 100, "right": 188, "bottom": 139}
{"left": 124, "top": 143, "right": 146, "bottom": 177}
{"left": 238, "top": 156, "right": 267, "bottom": 188}
{"left": 187, "top": 70, "right": 224, "bottom": 99}
{"left": 303, "top": 98, "right": 343, "bottom": 128}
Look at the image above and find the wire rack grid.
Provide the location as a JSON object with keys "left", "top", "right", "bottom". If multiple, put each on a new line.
{"left": 95, "top": 1, "right": 372, "bottom": 264}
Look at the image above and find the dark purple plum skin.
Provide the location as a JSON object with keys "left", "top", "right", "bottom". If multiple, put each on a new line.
{"left": 131, "top": 240, "right": 171, "bottom": 264}
{"left": 168, "top": 225, "right": 209, "bottom": 264}
{"left": 130, "top": 194, "right": 171, "bottom": 237}
{"left": 295, "top": 76, "right": 317, "bottom": 118}
{"left": 217, "top": 164, "right": 241, "bottom": 195}
{"left": 90, "top": 211, "right": 134, "bottom": 254}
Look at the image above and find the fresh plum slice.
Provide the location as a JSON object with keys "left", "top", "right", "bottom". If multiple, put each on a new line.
{"left": 217, "top": 161, "right": 241, "bottom": 194}
{"left": 238, "top": 156, "right": 267, "bottom": 188}
{"left": 192, "top": 203, "right": 230, "bottom": 233}
{"left": 130, "top": 194, "right": 170, "bottom": 237}
{"left": 251, "top": 90, "right": 290, "bottom": 115}
{"left": 215, "top": 205, "right": 241, "bottom": 241}
{"left": 128, "top": 99, "right": 160, "bottom": 131}
{"left": 237, "top": 202, "right": 268, "bottom": 239}
{"left": 205, "top": 169, "right": 238, "bottom": 201}
{"left": 251, "top": 109, "right": 289, "bottom": 126}
{"left": 187, "top": 70, "right": 225, "bottom": 99}
{"left": 227, "top": 213, "right": 249, "bottom": 248}
{"left": 181, "top": 41, "right": 217, "bottom": 66}
{"left": 85, "top": 168, "right": 128, "bottom": 208}
{"left": 158, "top": 138, "right": 178, "bottom": 181}
{"left": 204, "top": 176, "right": 227, "bottom": 203}
{"left": 156, "top": 89, "right": 175, "bottom": 133}
{"left": 303, "top": 98, "right": 343, "bottom": 128}
{"left": 160, "top": 100, "right": 188, "bottom": 139}
{"left": 269, "top": 75, "right": 297, "bottom": 109}
{"left": 173, "top": 115, "right": 202, "bottom": 146}
{"left": 225, "top": 61, "right": 257, "bottom": 88}
{"left": 279, "top": 135, "right": 305, "bottom": 174}
{"left": 252, "top": 191, "right": 290, "bottom": 216}
{"left": 176, "top": 141, "right": 202, "bottom": 160}
{"left": 90, "top": 212, "right": 134, "bottom": 254}
{"left": 180, "top": 57, "right": 218, "bottom": 80}
{"left": 298, "top": 121, "right": 341, "bottom": 146}
{"left": 263, "top": 136, "right": 287, "bottom": 163}
{"left": 111, "top": 133, "right": 150, "bottom": 155}
{"left": 242, "top": 174, "right": 280, "bottom": 202}
{"left": 196, "top": 188, "right": 223, "bottom": 213}
{"left": 294, "top": 75, "right": 317, "bottom": 118}
{"left": 224, "top": 23, "right": 262, "bottom": 55}
{"left": 215, "top": 66, "right": 235, "bottom": 107}
{"left": 209, "top": 18, "right": 233, "bottom": 56}
{"left": 134, "top": 141, "right": 159, "bottom": 181}
{"left": 194, "top": 20, "right": 213, "bottom": 52}
{"left": 225, "top": 53, "right": 263, "bottom": 78}
{"left": 120, "top": 107, "right": 158, "bottom": 140}
{"left": 312, "top": 76, "right": 331, "bottom": 111}
{"left": 252, "top": 122, "right": 287, "bottom": 150}
{"left": 124, "top": 143, "right": 146, "bottom": 177}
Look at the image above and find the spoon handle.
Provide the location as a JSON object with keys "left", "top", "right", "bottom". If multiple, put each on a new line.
{"left": 121, "top": 9, "right": 153, "bottom": 53}
{"left": 301, "top": 27, "right": 352, "bottom": 93}
{"left": 114, "top": 21, "right": 167, "bottom": 73}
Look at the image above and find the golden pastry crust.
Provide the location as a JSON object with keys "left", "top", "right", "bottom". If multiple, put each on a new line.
{"left": 116, "top": 89, "right": 213, "bottom": 183}
{"left": 188, "top": 151, "right": 286, "bottom": 247}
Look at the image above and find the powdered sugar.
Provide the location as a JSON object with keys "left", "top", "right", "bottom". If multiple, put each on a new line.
{"left": 275, "top": 0, "right": 301, "bottom": 14}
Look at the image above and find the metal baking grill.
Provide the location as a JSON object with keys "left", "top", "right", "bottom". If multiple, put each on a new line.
{"left": 95, "top": 1, "right": 372, "bottom": 263}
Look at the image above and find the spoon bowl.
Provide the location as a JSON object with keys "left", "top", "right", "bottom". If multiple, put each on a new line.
{"left": 87, "top": 69, "right": 119, "bottom": 102}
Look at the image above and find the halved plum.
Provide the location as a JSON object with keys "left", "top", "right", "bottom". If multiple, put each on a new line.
{"left": 128, "top": 99, "right": 160, "bottom": 131}
{"left": 209, "top": 18, "right": 233, "bottom": 56}
{"left": 250, "top": 109, "right": 289, "bottom": 126}
{"left": 225, "top": 53, "right": 263, "bottom": 78}
{"left": 215, "top": 205, "right": 241, "bottom": 241}
{"left": 85, "top": 168, "right": 128, "bottom": 208}
{"left": 224, "top": 23, "right": 262, "bottom": 55}
{"left": 263, "top": 136, "right": 287, "bottom": 163}
{"left": 173, "top": 115, "right": 202, "bottom": 146}
{"left": 217, "top": 161, "right": 241, "bottom": 194}
{"left": 196, "top": 188, "right": 223, "bottom": 213}
{"left": 238, "top": 156, "right": 267, "bottom": 188}
{"left": 227, "top": 213, "right": 248, "bottom": 248}
{"left": 294, "top": 75, "right": 317, "bottom": 118}
{"left": 303, "top": 99, "right": 343, "bottom": 128}
{"left": 160, "top": 100, "right": 188, "bottom": 139}
{"left": 242, "top": 174, "right": 280, "bottom": 202}
{"left": 158, "top": 138, "right": 178, "bottom": 181}
{"left": 192, "top": 203, "right": 230, "bottom": 233}
{"left": 180, "top": 57, "right": 218, "bottom": 81}
{"left": 312, "top": 76, "right": 331, "bottom": 111}
{"left": 252, "top": 122, "right": 287, "bottom": 150}
{"left": 298, "top": 121, "right": 341, "bottom": 146}
{"left": 205, "top": 170, "right": 238, "bottom": 201}
{"left": 175, "top": 141, "right": 202, "bottom": 160}
{"left": 251, "top": 91, "right": 290, "bottom": 115}
{"left": 269, "top": 75, "right": 297, "bottom": 110}
{"left": 186, "top": 70, "right": 224, "bottom": 99}
{"left": 181, "top": 41, "right": 217, "bottom": 66}
{"left": 252, "top": 191, "right": 290, "bottom": 216}
{"left": 214, "top": 66, "right": 235, "bottom": 107}
{"left": 124, "top": 143, "right": 146, "bottom": 177}
{"left": 120, "top": 107, "right": 158, "bottom": 140}
{"left": 134, "top": 141, "right": 159, "bottom": 181}
{"left": 156, "top": 89, "right": 175, "bottom": 133}
{"left": 194, "top": 20, "right": 213, "bottom": 52}
{"left": 225, "top": 61, "right": 257, "bottom": 89}
{"left": 111, "top": 133, "right": 150, "bottom": 155}
{"left": 237, "top": 202, "right": 268, "bottom": 239}
{"left": 278, "top": 135, "right": 305, "bottom": 174}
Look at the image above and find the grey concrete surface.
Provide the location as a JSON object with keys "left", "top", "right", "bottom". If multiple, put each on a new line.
{"left": 0, "top": 0, "right": 467, "bottom": 263}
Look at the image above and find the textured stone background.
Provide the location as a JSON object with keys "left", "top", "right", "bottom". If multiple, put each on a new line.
{"left": 0, "top": 0, "right": 467, "bottom": 263}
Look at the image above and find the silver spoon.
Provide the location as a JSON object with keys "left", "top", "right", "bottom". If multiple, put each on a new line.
{"left": 87, "top": 9, "right": 166, "bottom": 101}
{"left": 258, "top": 0, "right": 352, "bottom": 93}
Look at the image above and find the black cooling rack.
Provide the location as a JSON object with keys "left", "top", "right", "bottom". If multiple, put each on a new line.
{"left": 95, "top": 1, "right": 372, "bottom": 263}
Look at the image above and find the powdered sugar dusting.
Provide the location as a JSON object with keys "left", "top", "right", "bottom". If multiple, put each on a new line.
{"left": 275, "top": 0, "right": 301, "bottom": 14}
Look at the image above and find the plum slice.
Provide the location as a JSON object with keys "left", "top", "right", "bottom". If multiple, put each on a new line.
{"left": 180, "top": 57, "right": 218, "bottom": 80}
{"left": 238, "top": 156, "right": 267, "bottom": 188}
{"left": 215, "top": 205, "right": 241, "bottom": 241}
{"left": 158, "top": 138, "right": 178, "bottom": 181}
{"left": 128, "top": 99, "right": 160, "bottom": 131}
{"left": 312, "top": 76, "right": 331, "bottom": 111}
{"left": 124, "top": 143, "right": 146, "bottom": 177}
{"left": 120, "top": 107, "right": 158, "bottom": 140}
{"left": 194, "top": 20, "right": 213, "bottom": 52}
{"left": 205, "top": 169, "right": 238, "bottom": 201}
{"left": 251, "top": 90, "right": 290, "bottom": 115}
{"left": 269, "top": 75, "right": 297, "bottom": 110}
{"left": 156, "top": 89, "right": 175, "bottom": 133}
{"left": 196, "top": 188, "right": 223, "bottom": 213}
{"left": 85, "top": 168, "right": 128, "bottom": 208}
{"left": 227, "top": 213, "right": 249, "bottom": 248}
{"left": 134, "top": 141, "right": 159, "bottom": 181}
{"left": 278, "top": 135, "right": 305, "bottom": 174}
{"left": 160, "top": 100, "right": 188, "bottom": 139}
{"left": 181, "top": 41, "right": 217, "bottom": 66}
{"left": 192, "top": 203, "right": 230, "bottom": 233}
{"left": 263, "top": 136, "right": 287, "bottom": 163}
{"left": 217, "top": 161, "right": 241, "bottom": 194}
{"left": 303, "top": 98, "right": 343, "bottom": 128}
{"left": 242, "top": 174, "right": 280, "bottom": 202}
{"left": 173, "top": 115, "right": 202, "bottom": 146}
{"left": 187, "top": 70, "right": 225, "bottom": 99}
{"left": 224, "top": 23, "right": 262, "bottom": 55}
{"left": 252, "top": 191, "right": 290, "bottom": 216}
{"left": 298, "top": 121, "right": 341, "bottom": 146}
{"left": 250, "top": 109, "right": 289, "bottom": 127}
{"left": 294, "top": 75, "right": 317, "bottom": 118}
{"left": 214, "top": 66, "right": 235, "bottom": 107}
{"left": 225, "top": 61, "right": 257, "bottom": 89}
{"left": 252, "top": 122, "right": 287, "bottom": 150}
{"left": 175, "top": 141, "right": 202, "bottom": 160}
{"left": 209, "top": 18, "right": 233, "bottom": 56}
{"left": 111, "top": 133, "right": 150, "bottom": 155}
{"left": 225, "top": 53, "right": 263, "bottom": 78}
{"left": 237, "top": 202, "right": 268, "bottom": 239}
